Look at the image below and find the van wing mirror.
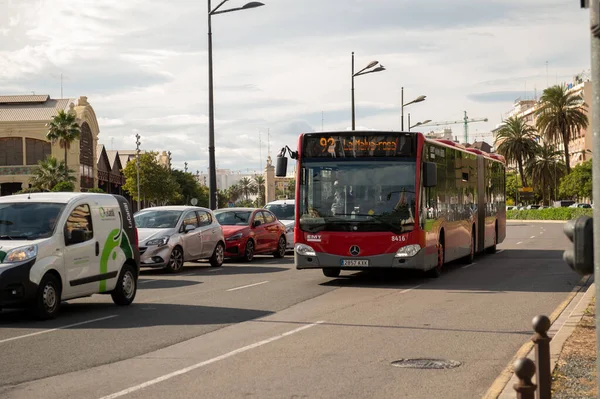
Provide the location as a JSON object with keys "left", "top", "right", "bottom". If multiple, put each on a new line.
{"left": 69, "top": 229, "right": 87, "bottom": 245}
{"left": 423, "top": 162, "right": 437, "bottom": 187}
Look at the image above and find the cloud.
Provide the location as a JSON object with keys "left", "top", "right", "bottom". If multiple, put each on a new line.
{"left": 0, "top": 0, "right": 591, "bottom": 171}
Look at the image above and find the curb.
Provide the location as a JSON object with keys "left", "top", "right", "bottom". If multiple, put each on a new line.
{"left": 507, "top": 220, "right": 568, "bottom": 224}
{"left": 482, "top": 275, "right": 593, "bottom": 398}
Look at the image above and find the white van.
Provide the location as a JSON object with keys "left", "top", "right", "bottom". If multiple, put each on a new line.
{"left": 264, "top": 199, "right": 295, "bottom": 250}
{"left": 0, "top": 193, "right": 140, "bottom": 320}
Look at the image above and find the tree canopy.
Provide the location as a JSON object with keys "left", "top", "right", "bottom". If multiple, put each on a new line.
{"left": 122, "top": 151, "right": 181, "bottom": 205}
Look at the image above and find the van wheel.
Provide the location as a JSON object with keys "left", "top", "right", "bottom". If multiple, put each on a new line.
{"left": 167, "top": 246, "right": 184, "bottom": 273}
{"left": 111, "top": 264, "right": 137, "bottom": 306}
{"left": 210, "top": 242, "right": 225, "bottom": 267}
{"left": 33, "top": 273, "right": 61, "bottom": 320}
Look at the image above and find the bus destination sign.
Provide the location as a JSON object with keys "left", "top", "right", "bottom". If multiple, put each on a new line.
{"left": 302, "top": 134, "right": 415, "bottom": 158}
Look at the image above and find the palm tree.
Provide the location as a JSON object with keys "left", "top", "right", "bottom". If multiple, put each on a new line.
{"left": 494, "top": 115, "right": 539, "bottom": 187}
{"left": 29, "top": 156, "right": 76, "bottom": 191}
{"left": 535, "top": 84, "right": 589, "bottom": 174}
{"left": 46, "top": 109, "right": 81, "bottom": 168}
{"left": 253, "top": 175, "right": 265, "bottom": 206}
{"left": 238, "top": 177, "right": 257, "bottom": 201}
{"left": 227, "top": 184, "right": 243, "bottom": 203}
{"left": 525, "top": 144, "right": 566, "bottom": 205}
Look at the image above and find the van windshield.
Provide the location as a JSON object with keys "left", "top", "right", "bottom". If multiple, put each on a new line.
{"left": 0, "top": 202, "right": 66, "bottom": 240}
{"left": 134, "top": 210, "right": 183, "bottom": 229}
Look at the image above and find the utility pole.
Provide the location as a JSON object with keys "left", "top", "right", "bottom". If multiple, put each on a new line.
{"left": 184, "top": 162, "right": 188, "bottom": 173}
{"left": 135, "top": 133, "right": 141, "bottom": 211}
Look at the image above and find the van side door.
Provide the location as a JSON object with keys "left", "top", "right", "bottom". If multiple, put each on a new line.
{"left": 63, "top": 203, "right": 100, "bottom": 297}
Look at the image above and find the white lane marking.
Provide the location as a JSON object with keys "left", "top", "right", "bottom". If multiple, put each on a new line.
{"left": 227, "top": 281, "right": 269, "bottom": 292}
{"left": 399, "top": 284, "right": 423, "bottom": 294}
{"left": 496, "top": 249, "right": 505, "bottom": 254}
{"left": 179, "top": 272, "right": 196, "bottom": 277}
{"left": 207, "top": 268, "right": 222, "bottom": 272}
{"left": 540, "top": 232, "right": 544, "bottom": 235}
{"left": 516, "top": 241, "right": 523, "bottom": 245}
{"left": 462, "top": 263, "right": 477, "bottom": 269}
{"left": 0, "top": 315, "right": 118, "bottom": 344}
{"left": 98, "top": 321, "right": 325, "bottom": 399}
{"left": 530, "top": 236, "right": 536, "bottom": 239}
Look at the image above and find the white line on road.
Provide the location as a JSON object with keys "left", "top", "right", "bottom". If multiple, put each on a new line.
{"left": 516, "top": 241, "right": 523, "bottom": 245}
{"left": 462, "top": 263, "right": 477, "bottom": 269}
{"left": 207, "top": 268, "right": 222, "bottom": 272}
{"left": 98, "top": 321, "right": 325, "bottom": 399}
{"left": 530, "top": 236, "right": 536, "bottom": 239}
{"left": 399, "top": 284, "right": 423, "bottom": 294}
{"left": 0, "top": 315, "right": 118, "bottom": 344}
{"left": 227, "top": 281, "right": 269, "bottom": 292}
{"left": 496, "top": 249, "right": 505, "bottom": 254}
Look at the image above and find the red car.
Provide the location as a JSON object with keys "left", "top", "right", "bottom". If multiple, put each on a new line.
{"left": 213, "top": 207, "right": 287, "bottom": 261}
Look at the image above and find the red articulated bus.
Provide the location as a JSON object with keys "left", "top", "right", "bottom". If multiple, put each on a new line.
{"left": 275, "top": 131, "right": 506, "bottom": 278}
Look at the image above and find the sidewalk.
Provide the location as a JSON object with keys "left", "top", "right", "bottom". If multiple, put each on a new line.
{"left": 491, "top": 276, "right": 595, "bottom": 398}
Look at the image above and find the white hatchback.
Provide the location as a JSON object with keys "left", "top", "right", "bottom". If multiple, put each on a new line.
{"left": 264, "top": 199, "right": 295, "bottom": 250}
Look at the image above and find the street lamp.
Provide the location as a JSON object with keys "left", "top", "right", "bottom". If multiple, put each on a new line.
{"left": 408, "top": 114, "right": 431, "bottom": 131}
{"left": 351, "top": 52, "right": 386, "bottom": 130}
{"left": 401, "top": 87, "right": 426, "bottom": 131}
{"left": 135, "top": 133, "right": 141, "bottom": 211}
{"left": 208, "top": 0, "right": 265, "bottom": 210}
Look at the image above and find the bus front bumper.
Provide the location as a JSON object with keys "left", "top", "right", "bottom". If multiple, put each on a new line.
{"left": 295, "top": 249, "right": 430, "bottom": 271}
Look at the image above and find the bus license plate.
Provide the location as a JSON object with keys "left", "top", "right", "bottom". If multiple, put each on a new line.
{"left": 341, "top": 259, "right": 369, "bottom": 267}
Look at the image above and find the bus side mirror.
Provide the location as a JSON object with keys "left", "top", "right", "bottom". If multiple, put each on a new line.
{"left": 423, "top": 162, "right": 437, "bottom": 187}
{"left": 276, "top": 156, "right": 288, "bottom": 177}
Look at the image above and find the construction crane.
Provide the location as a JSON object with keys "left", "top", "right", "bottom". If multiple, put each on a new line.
{"left": 419, "top": 111, "right": 488, "bottom": 144}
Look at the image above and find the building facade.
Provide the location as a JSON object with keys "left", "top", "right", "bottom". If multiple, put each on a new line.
{"left": 0, "top": 95, "right": 100, "bottom": 195}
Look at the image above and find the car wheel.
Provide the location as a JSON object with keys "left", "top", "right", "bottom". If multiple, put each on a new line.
{"left": 210, "top": 242, "right": 225, "bottom": 267}
{"left": 167, "top": 246, "right": 184, "bottom": 273}
{"left": 243, "top": 240, "right": 254, "bottom": 262}
{"left": 111, "top": 264, "right": 137, "bottom": 306}
{"left": 273, "top": 236, "right": 287, "bottom": 258}
{"left": 32, "top": 273, "right": 62, "bottom": 320}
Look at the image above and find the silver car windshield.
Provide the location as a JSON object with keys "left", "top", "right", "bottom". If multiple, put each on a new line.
{"left": 134, "top": 210, "right": 182, "bottom": 229}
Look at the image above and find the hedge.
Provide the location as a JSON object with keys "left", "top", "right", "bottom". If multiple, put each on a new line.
{"left": 507, "top": 208, "right": 594, "bottom": 220}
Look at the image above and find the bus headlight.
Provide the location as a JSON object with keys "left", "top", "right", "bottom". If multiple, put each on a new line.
{"left": 295, "top": 243, "right": 316, "bottom": 256}
{"left": 395, "top": 244, "right": 421, "bottom": 258}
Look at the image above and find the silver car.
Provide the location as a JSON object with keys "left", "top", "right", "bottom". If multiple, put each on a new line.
{"left": 134, "top": 206, "right": 225, "bottom": 273}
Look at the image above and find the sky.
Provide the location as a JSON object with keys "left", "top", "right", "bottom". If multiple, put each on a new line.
{"left": 0, "top": 0, "right": 592, "bottom": 175}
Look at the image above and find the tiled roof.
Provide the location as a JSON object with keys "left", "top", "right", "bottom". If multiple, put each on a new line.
{"left": 0, "top": 97, "right": 74, "bottom": 122}
{"left": 0, "top": 95, "right": 50, "bottom": 104}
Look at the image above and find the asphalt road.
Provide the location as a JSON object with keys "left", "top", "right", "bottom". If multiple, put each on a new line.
{"left": 0, "top": 221, "right": 586, "bottom": 399}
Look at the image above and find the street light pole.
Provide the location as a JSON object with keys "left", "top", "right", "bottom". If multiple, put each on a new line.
{"left": 135, "top": 133, "right": 141, "bottom": 212}
{"left": 351, "top": 53, "right": 385, "bottom": 130}
{"left": 401, "top": 86, "right": 427, "bottom": 131}
{"left": 207, "top": 0, "right": 265, "bottom": 210}
{"left": 351, "top": 52, "right": 355, "bottom": 131}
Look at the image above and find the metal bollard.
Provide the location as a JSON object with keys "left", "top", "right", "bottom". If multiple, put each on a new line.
{"left": 532, "top": 315, "right": 552, "bottom": 399}
{"left": 513, "top": 357, "right": 537, "bottom": 399}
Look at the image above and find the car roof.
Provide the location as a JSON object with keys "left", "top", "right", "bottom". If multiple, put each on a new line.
{"left": 214, "top": 207, "right": 258, "bottom": 212}
{"left": 0, "top": 192, "right": 108, "bottom": 204}
{"left": 136, "top": 205, "right": 211, "bottom": 212}
{"left": 266, "top": 199, "right": 295, "bottom": 205}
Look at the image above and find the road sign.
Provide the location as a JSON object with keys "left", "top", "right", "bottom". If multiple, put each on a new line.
{"left": 519, "top": 187, "right": 534, "bottom": 192}
{"left": 190, "top": 198, "right": 198, "bottom": 206}
{"left": 228, "top": 202, "right": 235, "bottom": 208}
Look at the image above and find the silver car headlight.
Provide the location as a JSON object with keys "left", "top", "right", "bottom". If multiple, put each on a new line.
{"left": 3, "top": 245, "right": 38, "bottom": 263}
{"left": 146, "top": 236, "right": 169, "bottom": 247}
{"left": 395, "top": 244, "right": 421, "bottom": 258}
{"left": 295, "top": 243, "right": 316, "bottom": 256}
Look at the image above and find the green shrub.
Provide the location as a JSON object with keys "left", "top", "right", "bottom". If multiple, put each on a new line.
{"left": 51, "top": 181, "right": 75, "bottom": 192}
{"left": 87, "top": 187, "right": 105, "bottom": 193}
{"left": 507, "top": 207, "right": 593, "bottom": 220}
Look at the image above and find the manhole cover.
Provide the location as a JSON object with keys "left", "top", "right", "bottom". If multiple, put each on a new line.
{"left": 391, "top": 359, "right": 462, "bottom": 369}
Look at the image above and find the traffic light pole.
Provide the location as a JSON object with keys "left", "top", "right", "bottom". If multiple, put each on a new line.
{"left": 590, "top": 1, "right": 600, "bottom": 389}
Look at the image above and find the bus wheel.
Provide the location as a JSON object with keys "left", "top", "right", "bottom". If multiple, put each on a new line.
{"left": 486, "top": 224, "right": 497, "bottom": 254}
{"left": 427, "top": 243, "right": 444, "bottom": 278}
{"left": 464, "top": 230, "right": 475, "bottom": 264}
{"left": 323, "top": 268, "right": 341, "bottom": 278}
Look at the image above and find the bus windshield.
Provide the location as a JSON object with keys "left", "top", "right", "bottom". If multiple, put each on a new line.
{"left": 298, "top": 160, "right": 417, "bottom": 234}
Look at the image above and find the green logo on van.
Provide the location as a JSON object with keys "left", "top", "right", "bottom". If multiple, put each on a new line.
{"left": 0, "top": 250, "right": 5, "bottom": 263}
{"left": 99, "top": 207, "right": 116, "bottom": 219}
